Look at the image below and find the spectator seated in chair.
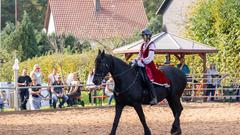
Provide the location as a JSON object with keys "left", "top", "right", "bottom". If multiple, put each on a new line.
{"left": 51, "top": 75, "right": 68, "bottom": 108}
{"left": 48, "top": 67, "right": 58, "bottom": 108}
{"left": 67, "top": 73, "right": 84, "bottom": 106}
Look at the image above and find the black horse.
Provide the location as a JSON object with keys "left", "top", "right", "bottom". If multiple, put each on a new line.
{"left": 93, "top": 50, "right": 187, "bottom": 135}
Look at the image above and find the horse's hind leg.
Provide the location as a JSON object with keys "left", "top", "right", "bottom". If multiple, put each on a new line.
{"left": 133, "top": 103, "right": 151, "bottom": 135}
{"left": 166, "top": 96, "right": 183, "bottom": 135}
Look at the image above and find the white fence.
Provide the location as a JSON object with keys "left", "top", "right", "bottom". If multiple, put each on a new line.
{"left": 0, "top": 73, "right": 239, "bottom": 110}
{"left": 182, "top": 73, "right": 240, "bottom": 102}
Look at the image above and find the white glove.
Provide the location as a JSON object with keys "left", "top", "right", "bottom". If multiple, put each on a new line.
{"left": 130, "top": 59, "right": 137, "bottom": 66}
{"left": 137, "top": 60, "right": 145, "bottom": 67}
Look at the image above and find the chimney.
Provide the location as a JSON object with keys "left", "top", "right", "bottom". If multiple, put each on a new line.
{"left": 94, "top": 0, "right": 101, "bottom": 12}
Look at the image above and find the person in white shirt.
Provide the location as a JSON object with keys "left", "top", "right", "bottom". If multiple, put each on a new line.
{"left": 206, "top": 63, "right": 220, "bottom": 101}
{"left": 67, "top": 73, "right": 82, "bottom": 106}
{"left": 105, "top": 75, "right": 114, "bottom": 105}
{"left": 130, "top": 29, "right": 170, "bottom": 105}
{"left": 30, "top": 78, "right": 42, "bottom": 110}
{"left": 47, "top": 67, "right": 58, "bottom": 107}
{"left": 30, "top": 64, "right": 42, "bottom": 85}
{"left": 86, "top": 69, "right": 98, "bottom": 104}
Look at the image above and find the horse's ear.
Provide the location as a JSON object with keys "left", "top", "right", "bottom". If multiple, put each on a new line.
{"left": 98, "top": 49, "right": 101, "bottom": 55}
{"left": 102, "top": 50, "right": 105, "bottom": 56}
{"left": 100, "top": 50, "right": 105, "bottom": 58}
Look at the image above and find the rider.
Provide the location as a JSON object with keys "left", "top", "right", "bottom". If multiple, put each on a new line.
{"left": 131, "top": 29, "right": 170, "bottom": 105}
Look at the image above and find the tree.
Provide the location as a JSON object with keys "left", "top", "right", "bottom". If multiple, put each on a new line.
{"left": 1, "top": 11, "right": 40, "bottom": 61}
{"left": 64, "top": 34, "right": 91, "bottom": 53}
{"left": 35, "top": 30, "right": 52, "bottom": 55}
{"left": 19, "top": 0, "right": 48, "bottom": 30}
{"left": 17, "top": 11, "right": 40, "bottom": 60}
{"left": 1, "top": 0, "right": 15, "bottom": 28}
{"left": 143, "top": 0, "right": 163, "bottom": 19}
{"left": 143, "top": 0, "right": 164, "bottom": 34}
{"left": 0, "top": 48, "right": 14, "bottom": 82}
{"left": 0, "top": 22, "right": 16, "bottom": 51}
{"left": 186, "top": 0, "right": 240, "bottom": 78}
{"left": 47, "top": 33, "right": 91, "bottom": 54}
{"left": 1, "top": 0, "right": 47, "bottom": 30}
{"left": 147, "top": 16, "right": 162, "bottom": 34}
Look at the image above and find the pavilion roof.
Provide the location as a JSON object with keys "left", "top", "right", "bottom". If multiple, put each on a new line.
{"left": 113, "top": 32, "right": 218, "bottom": 54}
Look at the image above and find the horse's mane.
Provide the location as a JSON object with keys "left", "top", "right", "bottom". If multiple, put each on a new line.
{"left": 106, "top": 54, "right": 130, "bottom": 68}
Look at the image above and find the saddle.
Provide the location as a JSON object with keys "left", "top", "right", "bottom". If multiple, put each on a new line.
{"left": 138, "top": 66, "right": 170, "bottom": 87}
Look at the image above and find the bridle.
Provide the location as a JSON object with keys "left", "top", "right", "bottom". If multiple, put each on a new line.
{"left": 94, "top": 55, "right": 139, "bottom": 96}
{"left": 94, "top": 63, "right": 110, "bottom": 79}
{"left": 94, "top": 55, "right": 135, "bottom": 78}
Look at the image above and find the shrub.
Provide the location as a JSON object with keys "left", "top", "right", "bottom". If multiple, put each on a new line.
{"left": 0, "top": 51, "right": 98, "bottom": 82}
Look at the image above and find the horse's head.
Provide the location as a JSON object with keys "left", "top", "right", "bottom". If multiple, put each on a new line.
{"left": 93, "top": 50, "right": 111, "bottom": 85}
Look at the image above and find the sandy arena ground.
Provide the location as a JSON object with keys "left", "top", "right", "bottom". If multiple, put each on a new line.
{"left": 0, "top": 103, "right": 239, "bottom": 135}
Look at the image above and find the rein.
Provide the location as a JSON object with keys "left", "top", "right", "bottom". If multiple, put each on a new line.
{"left": 110, "top": 55, "right": 135, "bottom": 78}
{"left": 109, "top": 55, "right": 139, "bottom": 95}
{"left": 113, "top": 66, "right": 135, "bottom": 77}
{"left": 94, "top": 56, "right": 135, "bottom": 79}
{"left": 114, "top": 70, "right": 139, "bottom": 96}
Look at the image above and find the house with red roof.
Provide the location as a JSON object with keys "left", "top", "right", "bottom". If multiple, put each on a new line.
{"left": 44, "top": 0, "right": 148, "bottom": 40}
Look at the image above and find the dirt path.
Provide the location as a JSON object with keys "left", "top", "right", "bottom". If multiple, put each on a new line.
{"left": 0, "top": 103, "right": 239, "bottom": 135}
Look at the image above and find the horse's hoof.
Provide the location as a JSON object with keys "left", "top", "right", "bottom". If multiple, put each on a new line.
{"left": 144, "top": 130, "right": 151, "bottom": 135}
{"left": 109, "top": 132, "right": 115, "bottom": 135}
{"left": 171, "top": 129, "right": 181, "bottom": 135}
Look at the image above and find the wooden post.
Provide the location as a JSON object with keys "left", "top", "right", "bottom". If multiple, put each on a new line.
{"left": 165, "top": 53, "right": 171, "bottom": 64}
{"left": 199, "top": 53, "right": 206, "bottom": 73}
{"left": 174, "top": 54, "right": 185, "bottom": 61}
{"left": 124, "top": 53, "right": 133, "bottom": 61}
{"left": 198, "top": 53, "right": 207, "bottom": 102}
{"left": 15, "top": 0, "right": 19, "bottom": 26}
{"left": 12, "top": 58, "right": 19, "bottom": 111}
{"left": 174, "top": 54, "right": 181, "bottom": 60}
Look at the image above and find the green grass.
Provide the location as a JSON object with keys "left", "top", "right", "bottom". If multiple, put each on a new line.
{"left": 0, "top": 90, "right": 115, "bottom": 112}
{"left": 80, "top": 91, "right": 115, "bottom": 106}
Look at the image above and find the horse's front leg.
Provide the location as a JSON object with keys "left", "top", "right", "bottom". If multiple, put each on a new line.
{"left": 110, "top": 103, "right": 124, "bottom": 135}
{"left": 133, "top": 103, "right": 151, "bottom": 135}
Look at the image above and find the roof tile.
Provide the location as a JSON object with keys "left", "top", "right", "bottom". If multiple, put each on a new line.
{"left": 47, "top": 0, "right": 148, "bottom": 40}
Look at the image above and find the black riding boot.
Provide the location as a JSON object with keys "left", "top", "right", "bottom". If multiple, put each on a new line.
{"left": 140, "top": 67, "right": 158, "bottom": 105}
{"left": 148, "top": 82, "right": 158, "bottom": 105}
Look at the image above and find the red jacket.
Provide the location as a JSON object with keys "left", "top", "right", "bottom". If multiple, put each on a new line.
{"left": 140, "top": 42, "right": 170, "bottom": 85}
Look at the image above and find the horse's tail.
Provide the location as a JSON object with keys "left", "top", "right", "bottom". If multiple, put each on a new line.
{"left": 160, "top": 66, "right": 187, "bottom": 97}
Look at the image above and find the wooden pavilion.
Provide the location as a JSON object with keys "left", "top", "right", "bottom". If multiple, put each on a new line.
{"left": 113, "top": 32, "right": 218, "bottom": 72}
